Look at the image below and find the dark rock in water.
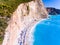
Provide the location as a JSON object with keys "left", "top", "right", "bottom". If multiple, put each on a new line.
{"left": 46, "top": 7, "right": 60, "bottom": 15}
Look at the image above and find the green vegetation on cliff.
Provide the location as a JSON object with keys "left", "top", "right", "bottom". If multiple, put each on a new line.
{"left": 0, "top": 0, "right": 32, "bottom": 17}
{"left": 0, "top": 0, "right": 32, "bottom": 44}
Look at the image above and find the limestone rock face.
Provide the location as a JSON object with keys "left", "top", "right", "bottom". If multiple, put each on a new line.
{"left": 2, "top": 0, "right": 48, "bottom": 45}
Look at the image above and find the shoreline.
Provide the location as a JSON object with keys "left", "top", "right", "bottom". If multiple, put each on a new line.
{"left": 29, "top": 19, "right": 47, "bottom": 45}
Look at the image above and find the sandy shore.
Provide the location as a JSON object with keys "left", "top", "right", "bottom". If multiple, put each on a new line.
{"left": 28, "top": 19, "right": 46, "bottom": 45}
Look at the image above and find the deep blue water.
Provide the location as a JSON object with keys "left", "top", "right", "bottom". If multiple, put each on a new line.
{"left": 33, "top": 15, "right": 60, "bottom": 45}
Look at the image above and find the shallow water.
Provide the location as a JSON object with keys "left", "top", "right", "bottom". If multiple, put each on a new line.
{"left": 33, "top": 15, "right": 60, "bottom": 45}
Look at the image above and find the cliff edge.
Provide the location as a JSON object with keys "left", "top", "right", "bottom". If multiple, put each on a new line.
{"left": 2, "top": 0, "right": 48, "bottom": 45}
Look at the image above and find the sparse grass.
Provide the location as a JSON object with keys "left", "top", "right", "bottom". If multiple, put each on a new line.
{"left": 0, "top": 37, "right": 3, "bottom": 44}
{"left": 0, "top": 0, "right": 32, "bottom": 17}
{"left": 0, "top": 18, "right": 7, "bottom": 44}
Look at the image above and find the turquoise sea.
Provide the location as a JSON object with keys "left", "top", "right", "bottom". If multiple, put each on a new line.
{"left": 33, "top": 15, "right": 60, "bottom": 45}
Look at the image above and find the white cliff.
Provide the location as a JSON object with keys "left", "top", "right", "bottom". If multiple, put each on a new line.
{"left": 2, "top": 0, "right": 48, "bottom": 45}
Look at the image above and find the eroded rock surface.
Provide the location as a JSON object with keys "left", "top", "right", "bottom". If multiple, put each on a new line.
{"left": 2, "top": 0, "right": 48, "bottom": 45}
